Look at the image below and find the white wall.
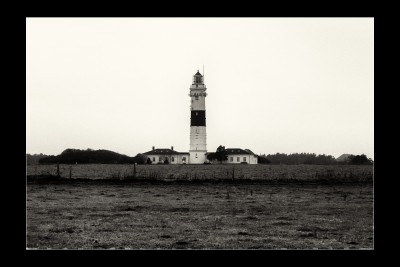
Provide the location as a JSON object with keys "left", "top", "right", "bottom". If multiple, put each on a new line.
{"left": 189, "top": 151, "right": 207, "bottom": 164}
{"left": 216, "top": 154, "right": 258, "bottom": 164}
{"left": 189, "top": 126, "right": 207, "bottom": 152}
{"left": 145, "top": 154, "right": 189, "bottom": 164}
{"left": 145, "top": 153, "right": 257, "bottom": 164}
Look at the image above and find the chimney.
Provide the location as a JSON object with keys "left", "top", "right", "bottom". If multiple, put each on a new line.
{"left": 152, "top": 146, "right": 155, "bottom": 150}
{"left": 171, "top": 146, "right": 174, "bottom": 151}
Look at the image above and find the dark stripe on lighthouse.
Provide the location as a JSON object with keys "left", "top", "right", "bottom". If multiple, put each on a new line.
{"left": 191, "top": 110, "right": 206, "bottom": 126}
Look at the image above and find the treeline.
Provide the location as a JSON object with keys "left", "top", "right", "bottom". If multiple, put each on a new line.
{"left": 257, "top": 153, "right": 373, "bottom": 165}
{"left": 27, "top": 154, "right": 49, "bottom": 165}
{"left": 346, "top": 154, "right": 374, "bottom": 165}
{"left": 38, "top": 149, "right": 147, "bottom": 164}
{"left": 30, "top": 149, "right": 373, "bottom": 165}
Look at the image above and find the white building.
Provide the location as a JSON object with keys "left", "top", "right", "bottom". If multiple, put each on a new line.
{"left": 207, "top": 148, "right": 258, "bottom": 164}
{"left": 143, "top": 146, "right": 189, "bottom": 164}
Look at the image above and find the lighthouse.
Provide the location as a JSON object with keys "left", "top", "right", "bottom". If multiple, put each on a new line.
{"left": 189, "top": 70, "right": 207, "bottom": 164}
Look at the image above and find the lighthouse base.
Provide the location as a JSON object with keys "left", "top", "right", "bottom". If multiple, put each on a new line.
{"left": 189, "top": 151, "right": 207, "bottom": 164}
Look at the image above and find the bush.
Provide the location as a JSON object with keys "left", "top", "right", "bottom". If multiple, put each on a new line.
{"left": 257, "top": 156, "right": 271, "bottom": 164}
{"left": 134, "top": 153, "right": 148, "bottom": 164}
{"left": 348, "top": 154, "right": 373, "bottom": 165}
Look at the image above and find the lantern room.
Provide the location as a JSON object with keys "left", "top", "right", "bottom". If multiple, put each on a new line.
{"left": 193, "top": 70, "right": 203, "bottom": 84}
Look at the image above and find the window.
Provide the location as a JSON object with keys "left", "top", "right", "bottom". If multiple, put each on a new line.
{"left": 172, "top": 157, "right": 175, "bottom": 162}
{"left": 230, "top": 157, "right": 233, "bottom": 162}
{"left": 153, "top": 157, "right": 155, "bottom": 162}
{"left": 237, "top": 157, "right": 240, "bottom": 162}
{"left": 243, "top": 157, "right": 246, "bottom": 162}
{"left": 182, "top": 157, "right": 186, "bottom": 162}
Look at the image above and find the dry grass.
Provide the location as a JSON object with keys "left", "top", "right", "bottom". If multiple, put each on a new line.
{"left": 27, "top": 164, "right": 373, "bottom": 183}
{"left": 26, "top": 182, "right": 373, "bottom": 249}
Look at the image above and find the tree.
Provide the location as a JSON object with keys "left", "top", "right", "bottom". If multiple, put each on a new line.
{"left": 164, "top": 158, "right": 169, "bottom": 164}
{"left": 348, "top": 154, "right": 373, "bottom": 165}
{"left": 134, "top": 153, "right": 148, "bottom": 164}
{"left": 207, "top": 153, "right": 216, "bottom": 162}
{"left": 258, "top": 155, "right": 271, "bottom": 164}
{"left": 146, "top": 158, "right": 152, "bottom": 164}
{"left": 215, "top": 145, "right": 228, "bottom": 163}
{"left": 27, "top": 153, "right": 48, "bottom": 165}
{"left": 261, "top": 152, "right": 337, "bottom": 165}
{"left": 39, "top": 148, "right": 136, "bottom": 164}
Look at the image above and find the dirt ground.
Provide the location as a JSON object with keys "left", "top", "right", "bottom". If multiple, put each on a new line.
{"left": 26, "top": 182, "right": 373, "bottom": 249}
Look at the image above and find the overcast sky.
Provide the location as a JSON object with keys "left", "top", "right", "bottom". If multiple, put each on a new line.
{"left": 26, "top": 18, "right": 374, "bottom": 159}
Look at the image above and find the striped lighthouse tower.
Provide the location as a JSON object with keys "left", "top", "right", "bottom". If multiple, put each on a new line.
{"left": 189, "top": 70, "right": 207, "bottom": 164}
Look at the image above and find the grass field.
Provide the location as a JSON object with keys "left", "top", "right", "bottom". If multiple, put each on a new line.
{"left": 26, "top": 180, "right": 373, "bottom": 249}
{"left": 27, "top": 164, "right": 373, "bottom": 183}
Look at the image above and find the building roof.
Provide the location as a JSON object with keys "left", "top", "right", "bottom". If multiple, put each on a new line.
{"left": 143, "top": 148, "right": 181, "bottom": 155}
{"left": 336, "top": 154, "right": 351, "bottom": 161}
{"left": 226, "top": 148, "right": 257, "bottom": 155}
{"left": 206, "top": 148, "right": 258, "bottom": 156}
{"left": 244, "top": 149, "right": 257, "bottom": 155}
{"left": 143, "top": 149, "right": 189, "bottom": 155}
{"left": 144, "top": 148, "right": 256, "bottom": 156}
{"left": 194, "top": 70, "right": 202, "bottom": 76}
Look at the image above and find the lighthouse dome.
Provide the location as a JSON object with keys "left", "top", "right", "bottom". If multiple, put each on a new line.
{"left": 193, "top": 70, "right": 203, "bottom": 84}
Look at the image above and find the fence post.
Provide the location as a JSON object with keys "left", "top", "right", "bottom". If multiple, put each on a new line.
{"left": 56, "top": 163, "right": 60, "bottom": 178}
